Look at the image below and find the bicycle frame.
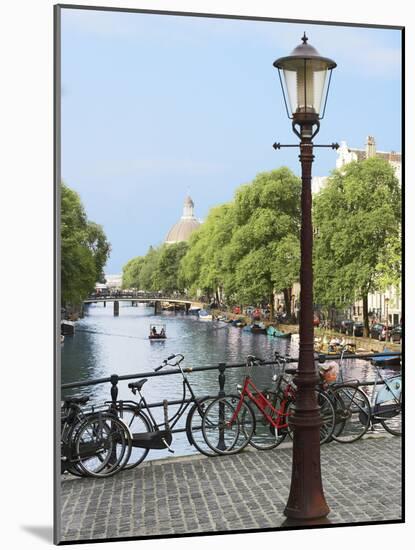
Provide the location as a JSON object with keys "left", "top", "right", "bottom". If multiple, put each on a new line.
{"left": 121, "top": 356, "right": 213, "bottom": 450}
{"left": 229, "top": 375, "right": 292, "bottom": 430}
{"left": 371, "top": 366, "right": 401, "bottom": 407}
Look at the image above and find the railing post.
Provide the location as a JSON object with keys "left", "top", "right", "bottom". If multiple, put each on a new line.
{"left": 110, "top": 374, "right": 119, "bottom": 409}
{"left": 217, "top": 362, "right": 226, "bottom": 451}
{"left": 114, "top": 300, "right": 119, "bottom": 316}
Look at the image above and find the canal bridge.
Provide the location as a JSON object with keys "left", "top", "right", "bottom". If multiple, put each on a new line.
{"left": 83, "top": 292, "right": 205, "bottom": 316}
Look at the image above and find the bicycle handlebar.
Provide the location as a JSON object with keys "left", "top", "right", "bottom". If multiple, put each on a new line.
{"left": 155, "top": 353, "right": 184, "bottom": 372}
{"left": 246, "top": 355, "right": 264, "bottom": 365}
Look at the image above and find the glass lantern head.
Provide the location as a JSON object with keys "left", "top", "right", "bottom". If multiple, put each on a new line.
{"left": 273, "top": 33, "right": 336, "bottom": 120}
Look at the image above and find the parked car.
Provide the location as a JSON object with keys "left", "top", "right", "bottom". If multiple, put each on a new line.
{"left": 340, "top": 320, "right": 354, "bottom": 334}
{"left": 390, "top": 324, "right": 402, "bottom": 343}
{"left": 352, "top": 322, "right": 364, "bottom": 337}
{"left": 370, "top": 323, "right": 391, "bottom": 341}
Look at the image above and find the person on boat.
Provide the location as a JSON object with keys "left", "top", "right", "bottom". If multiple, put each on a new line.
{"left": 160, "top": 328, "right": 165, "bottom": 337}
{"left": 151, "top": 326, "right": 158, "bottom": 336}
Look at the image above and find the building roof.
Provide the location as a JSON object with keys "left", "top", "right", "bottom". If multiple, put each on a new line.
{"left": 348, "top": 148, "right": 401, "bottom": 163}
{"left": 165, "top": 195, "right": 201, "bottom": 244}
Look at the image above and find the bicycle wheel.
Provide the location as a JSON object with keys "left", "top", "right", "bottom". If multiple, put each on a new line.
{"left": 116, "top": 404, "right": 152, "bottom": 468}
{"left": 287, "top": 390, "right": 335, "bottom": 444}
{"left": 379, "top": 396, "right": 402, "bottom": 436}
{"left": 75, "top": 413, "right": 132, "bottom": 477}
{"left": 202, "top": 395, "right": 255, "bottom": 455}
{"left": 331, "top": 385, "right": 370, "bottom": 443}
{"left": 61, "top": 413, "right": 90, "bottom": 477}
{"left": 243, "top": 392, "right": 287, "bottom": 451}
{"left": 186, "top": 397, "right": 219, "bottom": 457}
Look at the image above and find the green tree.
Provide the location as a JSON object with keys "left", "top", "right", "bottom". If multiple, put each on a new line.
{"left": 122, "top": 256, "right": 145, "bottom": 289}
{"left": 139, "top": 246, "right": 163, "bottom": 291}
{"left": 313, "top": 157, "right": 401, "bottom": 336}
{"left": 153, "top": 242, "right": 189, "bottom": 293}
{"left": 61, "top": 183, "right": 111, "bottom": 306}
{"left": 86, "top": 222, "right": 111, "bottom": 284}
{"left": 223, "top": 168, "right": 301, "bottom": 317}
{"left": 180, "top": 203, "right": 235, "bottom": 301}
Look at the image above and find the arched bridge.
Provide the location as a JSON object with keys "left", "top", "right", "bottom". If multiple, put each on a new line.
{"left": 83, "top": 292, "right": 204, "bottom": 316}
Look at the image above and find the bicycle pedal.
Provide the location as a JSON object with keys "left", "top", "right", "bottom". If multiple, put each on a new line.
{"left": 161, "top": 438, "right": 175, "bottom": 453}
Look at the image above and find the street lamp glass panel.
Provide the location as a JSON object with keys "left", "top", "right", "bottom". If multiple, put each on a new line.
{"left": 280, "top": 58, "right": 330, "bottom": 116}
{"left": 274, "top": 35, "right": 336, "bottom": 120}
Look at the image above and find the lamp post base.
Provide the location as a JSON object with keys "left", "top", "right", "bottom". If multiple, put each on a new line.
{"left": 283, "top": 431, "right": 329, "bottom": 520}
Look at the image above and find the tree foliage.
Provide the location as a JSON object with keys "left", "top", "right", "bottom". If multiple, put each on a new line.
{"left": 122, "top": 243, "right": 188, "bottom": 294}
{"left": 122, "top": 256, "right": 145, "bottom": 289}
{"left": 180, "top": 203, "right": 235, "bottom": 298}
{"left": 223, "top": 168, "right": 301, "bottom": 311}
{"left": 154, "top": 242, "right": 188, "bottom": 293}
{"left": 61, "top": 183, "right": 111, "bottom": 306}
{"left": 313, "top": 157, "right": 401, "bottom": 331}
{"left": 179, "top": 167, "right": 301, "bottom": 311}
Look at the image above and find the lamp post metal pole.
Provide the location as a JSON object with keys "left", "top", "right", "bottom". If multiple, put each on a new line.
{"left": 283, "top": 121, "right": 330, "bottom": 521}
{"left": 273, "top": 34, "right": 337, "bottom": 521}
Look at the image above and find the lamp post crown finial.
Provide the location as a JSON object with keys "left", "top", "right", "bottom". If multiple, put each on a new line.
{"left": 302, "top": 32, "right": 308, "bottom": 44}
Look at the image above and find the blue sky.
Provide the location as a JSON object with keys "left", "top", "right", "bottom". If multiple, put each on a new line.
{"left": 61, "top": 8, "right": 402, "bottom": 274}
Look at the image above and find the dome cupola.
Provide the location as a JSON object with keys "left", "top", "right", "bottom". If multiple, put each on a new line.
{"left": 165, "top": 195, "right": 201, "bottom": 244}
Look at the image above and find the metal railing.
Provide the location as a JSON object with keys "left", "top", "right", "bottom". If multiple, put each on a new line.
{"left": 61, "top": 351, "right": 402, "bottom": 407}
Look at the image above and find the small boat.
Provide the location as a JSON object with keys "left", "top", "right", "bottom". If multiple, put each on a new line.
{"left": 61, "top": 320, "right": 75, "bottom": 335}
{"left": 275, "top": 331, "right": 292, "bottom": 339}
{"left": 199, "top": 309, "right": 213, "bottom": 320}
{"left": 188, "top": 306, "right": 201, "bottom": 315}
{"left": 251, "top": 323, "right": 266, "bottom": 334}
{"left": 267, "top": 326, "right": 291, "bottom": 338}
{"left": 149, "top": 324, "right": 167, "bottom": 340}
{"left": 371, "top": 348, "right": 401, "bottom": 368}
{"left": 216, "top": 315, "right": 227, "bottom": 322}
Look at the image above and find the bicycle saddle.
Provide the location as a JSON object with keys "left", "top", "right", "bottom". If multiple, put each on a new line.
{"left": 63, "top": 395, "right": 89, "bottom": 406}
{"left": 128, "top": 379, "right": 148, "bottom": 392}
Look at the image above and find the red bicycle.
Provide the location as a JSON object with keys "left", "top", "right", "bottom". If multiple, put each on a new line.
{"left": 202, "top": 354, "right": 335, "bottom": 455}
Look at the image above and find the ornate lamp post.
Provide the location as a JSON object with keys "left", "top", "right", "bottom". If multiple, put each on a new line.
{"left": 273, "top": 34, "right": 337, "bottom": 520}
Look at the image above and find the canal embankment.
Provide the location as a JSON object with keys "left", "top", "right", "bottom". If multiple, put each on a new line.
{"left": 212, "top": 311, "right": 401, "bottom": 354}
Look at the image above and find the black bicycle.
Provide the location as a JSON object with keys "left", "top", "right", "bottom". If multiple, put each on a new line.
{"left": 113, "top": 354, "right": 219, "bottom": 468}
{"left": 61, "top": 395, "right": 133, "bottom": 478}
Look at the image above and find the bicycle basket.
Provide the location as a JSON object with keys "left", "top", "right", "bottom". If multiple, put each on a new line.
{"left": 318, "top": 361, "right": 339, "bottom": 383}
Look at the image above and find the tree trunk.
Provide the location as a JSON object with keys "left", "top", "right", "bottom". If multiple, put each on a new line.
{"left": 270, "top": 291, "right": 275, "bottom": 320}
{"left": 363, "top": 294, "right": 370, "bottom": 337}
{"left": 283, "top": 288, "right": 291, "bottom": 317}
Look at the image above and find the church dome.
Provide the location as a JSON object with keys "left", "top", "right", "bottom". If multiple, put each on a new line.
{"left": 165, "top": 196, "right": 201, "bottom": 244}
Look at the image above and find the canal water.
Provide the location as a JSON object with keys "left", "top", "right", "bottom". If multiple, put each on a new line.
{"left": 61, "top": 302, "right": 398, "bottom": 459}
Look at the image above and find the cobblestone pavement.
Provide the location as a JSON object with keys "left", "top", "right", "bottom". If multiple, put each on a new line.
{"left": 59, "top": 435, "right": 402, "bottom": 542}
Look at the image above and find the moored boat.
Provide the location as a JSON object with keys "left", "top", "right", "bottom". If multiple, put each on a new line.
{"left": 251, "top": 323, "right": 266, "bottom": 334}
{"left": 371, "top": 348, "right": 401, "bottom": 368}
{"left": 61, "top": 320, "right": 75, "bottom": 336}
{"left": 267, "top": 326, "right": 291, "bottom": 338}
{"left": 199, "top": 309, "right": 213, "bottom": 320}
